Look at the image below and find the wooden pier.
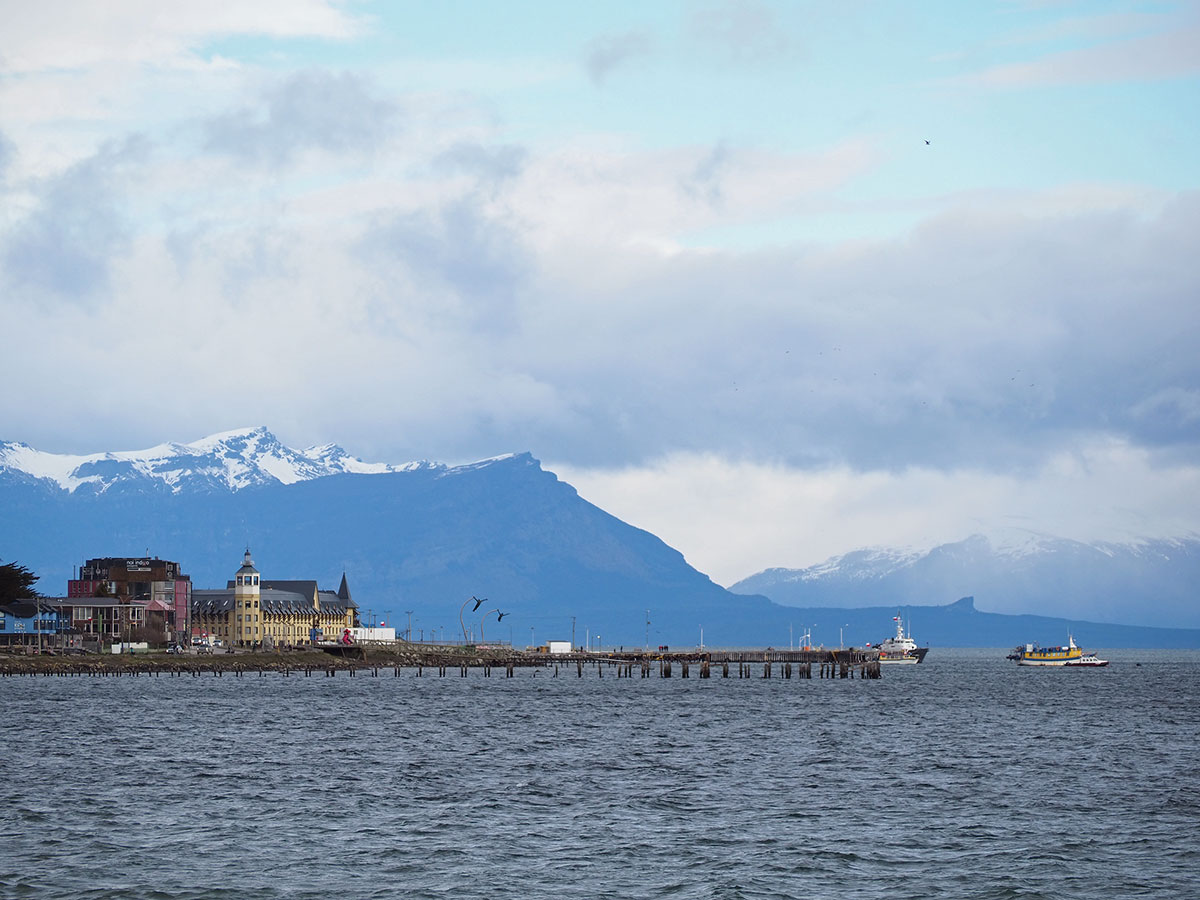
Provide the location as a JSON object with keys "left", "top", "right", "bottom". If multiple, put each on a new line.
{"left": 0, "top": 645, "right": 882, "bottom": 680}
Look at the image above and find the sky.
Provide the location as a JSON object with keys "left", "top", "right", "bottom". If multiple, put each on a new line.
{"left": 2, "top": 0, "right": 1198, "bottom": 587}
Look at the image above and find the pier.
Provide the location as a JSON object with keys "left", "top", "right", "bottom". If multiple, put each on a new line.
{"left": 0, "top": 646, "right": 882, "bottom": 680}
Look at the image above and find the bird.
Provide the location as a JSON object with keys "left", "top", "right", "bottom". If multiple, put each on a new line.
{"left": 472, "top": 596, "right": 486, "bottom": 612}
{"left": 924, "top": 140, "right": 930, "bottom": 145}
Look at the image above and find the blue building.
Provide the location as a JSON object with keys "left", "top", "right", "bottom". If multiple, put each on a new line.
{"left": 0, "top": 599, "right": 62, "bottom": 647}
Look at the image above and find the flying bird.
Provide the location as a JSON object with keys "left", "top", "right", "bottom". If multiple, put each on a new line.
{"left": 924, "top": 140, "right": 930, "bottom": 145}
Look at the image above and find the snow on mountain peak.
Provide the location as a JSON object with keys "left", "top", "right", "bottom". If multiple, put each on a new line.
{"left": 0, "top": 428, "right": 454, "bottom": 494}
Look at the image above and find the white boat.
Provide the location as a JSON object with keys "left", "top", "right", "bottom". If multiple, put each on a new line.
{"left": 1065, "top": 651, "right": 1109, "bottom": 668}
{"left": 875, "top": 615, "right": 928, "bottom": 664}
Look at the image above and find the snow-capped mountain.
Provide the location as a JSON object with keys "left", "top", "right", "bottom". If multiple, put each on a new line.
{"left": 2, "top": 429, "right": 1198, "bottom": 641}
{"left": 0, "top": 431, "right": 776, "bottom": 644}
{"left": 0, "top": 426, "right": 432, "bottom": 494}
{"left": 729, "top": 533, "right": 1200, "bottom": 628}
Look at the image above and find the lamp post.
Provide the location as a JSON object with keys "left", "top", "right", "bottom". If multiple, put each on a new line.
{"left": 840, "top": 624, "right": 849, "bottom": 649}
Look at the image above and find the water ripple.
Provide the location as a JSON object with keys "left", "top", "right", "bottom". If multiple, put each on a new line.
{"left": 2, "top": 652, "right": 1199, "bottom": 898}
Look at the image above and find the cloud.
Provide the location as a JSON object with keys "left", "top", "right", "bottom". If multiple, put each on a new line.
{"left": 964, "top": 21, "right": 1200, "bottom": 87}
{"left": 583, "top": 30, "right": 655, "bottom": 85}
{"left": 357, "top": 197, "right": 531, "bottom": 334}
{"left": 679, "top": 141, "right": 733, "bottom": 207}
{"left": 687, "top": 0, "right": 797, "bottom": 64}
{"left": 554, "top": 439, "right": 1200, "bottom": 585}
{"left": 0, "top": 0, "right": 364, "bottom": 72}
{"left": 2, "top": 136, "right": 147, "bottom": 300}
{"left": 203, "top": 70, "right": 399, "bottom": 166}
{"left": 434, "top": 142, "right": 530, "bottom": 190}
{"left": 0, "top": 131, "right": 14, "bottom": 186}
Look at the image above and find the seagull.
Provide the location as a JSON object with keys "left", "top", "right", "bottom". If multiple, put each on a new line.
{"left": 472, "top": 596, "right": 486, "bottom": 612}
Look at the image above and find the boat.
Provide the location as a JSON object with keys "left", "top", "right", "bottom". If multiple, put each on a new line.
{"left": 875, "top": 615, "right": 929, "bottom": 664}
{"left": 1065, "top": 651, "right": 1109, "bottom": 668}
{"left": 1008, "top": 634, "right": 1105, "bottom": 667}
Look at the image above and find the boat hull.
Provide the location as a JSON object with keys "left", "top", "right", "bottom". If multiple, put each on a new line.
{"left": 878, "top": 646, "right": 929, "bottom": 664}
{"left": 1016, "top": 657, "right": 1077, "bottom": 666}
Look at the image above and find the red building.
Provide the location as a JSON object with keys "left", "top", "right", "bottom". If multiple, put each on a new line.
{"left": 68, "top": 557, "right": 192, "bottom": 641}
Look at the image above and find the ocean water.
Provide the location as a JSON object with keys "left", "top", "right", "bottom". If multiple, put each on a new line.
{"left": 2, "top": 649, "right": 1198, "bottom": 900}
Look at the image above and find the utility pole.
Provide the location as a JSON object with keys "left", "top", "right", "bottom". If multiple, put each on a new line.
{"left": 405, "top": 610, "right": 413, "bottom": 641}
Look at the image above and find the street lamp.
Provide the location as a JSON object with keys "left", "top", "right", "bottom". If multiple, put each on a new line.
{"left": 840, "top": 623, "right": 849, "bottom": 649}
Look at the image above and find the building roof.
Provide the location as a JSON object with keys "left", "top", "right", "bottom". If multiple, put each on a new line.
{"left": 217, "top": 579, "right": 357, "bottom": 609}
{"left": 1, "top": 600, "right": 40, "bottom": 618}
{"left": 41, "top": 596, "right": 150, "bottom": 610}
{"left": 194, "top": 587, "right": 355, "bottom": 616}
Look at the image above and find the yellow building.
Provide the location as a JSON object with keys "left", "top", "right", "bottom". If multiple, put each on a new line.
{"left": 192, "top": 549, "right": 357, "bottom": 648}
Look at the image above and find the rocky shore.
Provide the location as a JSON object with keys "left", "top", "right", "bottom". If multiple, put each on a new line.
{"left": 0, "top": 644, "right": 535, "bottom": 676}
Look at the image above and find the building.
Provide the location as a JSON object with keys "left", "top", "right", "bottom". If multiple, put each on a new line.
{"left": 42, "top": 596, "right": 145, "bottom": 647}
{"left": 68, "top": 556, "right": 192, "bottom": 641}
{"left": 0, "top": 599, "right": 61, "bottom": 647}
{"left": 192, "top": 549, "right": 358, "bottom": 648}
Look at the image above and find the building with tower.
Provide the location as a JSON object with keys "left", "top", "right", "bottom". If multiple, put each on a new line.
{"left": 191, "top": 549, "right": 357, "bottom": 648}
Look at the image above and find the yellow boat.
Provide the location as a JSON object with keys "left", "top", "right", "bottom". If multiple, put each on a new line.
{"left": 1009, "top": 634, "right": 1084, "bottom": 666}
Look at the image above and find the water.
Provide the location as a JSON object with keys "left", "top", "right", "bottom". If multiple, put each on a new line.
{"left": 2, "top": 650, "right": 1198, "bottom": 899}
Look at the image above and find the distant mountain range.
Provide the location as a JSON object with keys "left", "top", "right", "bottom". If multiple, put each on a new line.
{"left": 2, "top": 428, "right": 1197, "bottom": 647}
{"left": 730, "top": 533, "right": 1200, "bottom": 630}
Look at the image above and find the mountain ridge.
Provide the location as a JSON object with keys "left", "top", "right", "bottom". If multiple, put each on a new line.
{"left": 730, "top": 533, "right": 1200, "bottom": 629}
{"left": 1, "top": 426, "right": 470, "bottom": 495}
{"left": 3, "top": 429, "right": 1198, "bottom": 643}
